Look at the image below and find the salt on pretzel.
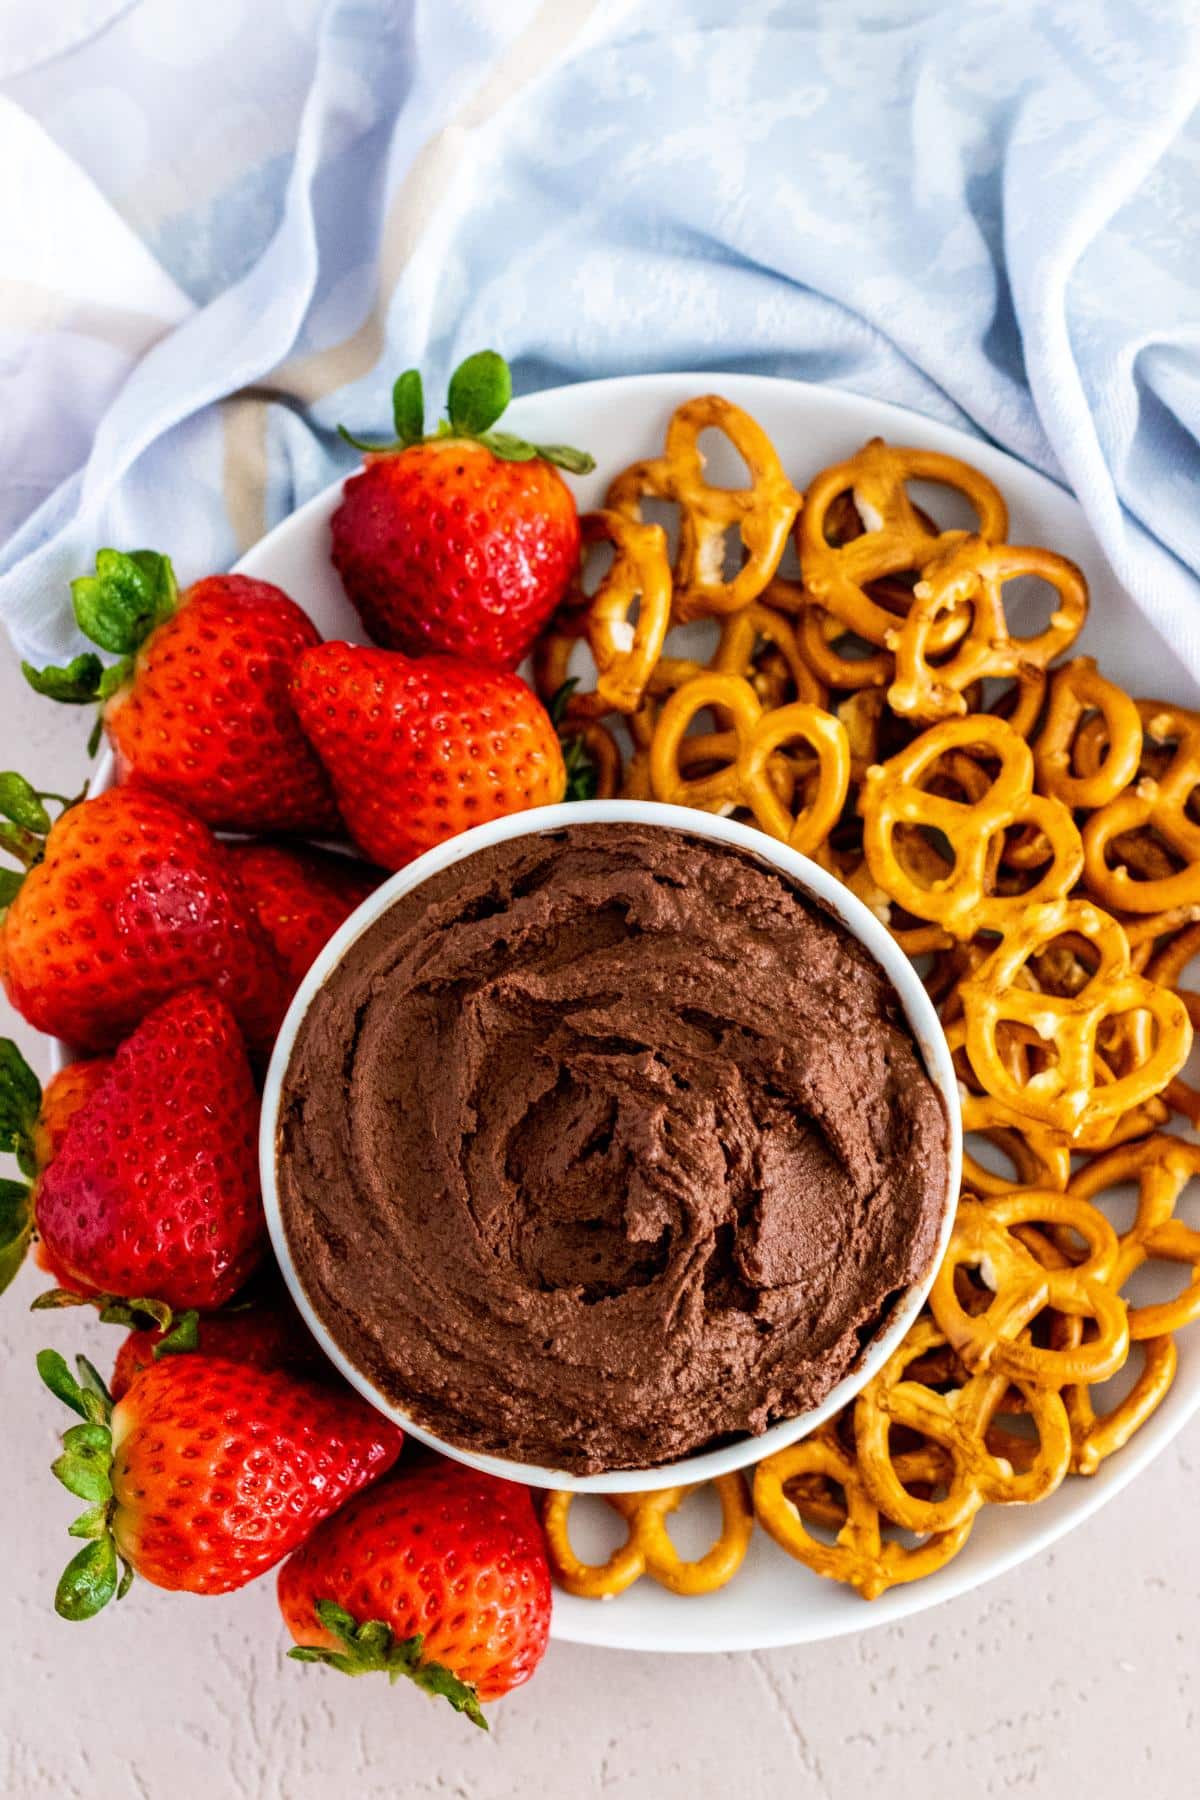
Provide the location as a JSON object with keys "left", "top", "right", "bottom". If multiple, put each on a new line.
{"left": 859, "top": 715, "right": 1083, "bottom": 939}
{"left": 956, "top": 898, "right": 1192, "bottom": 1142}
{"left": 1033, "top": 657, "right": 1143, "bottom": 810}
{"left": 886, "top": 536, "right": 1087, "bottom": 723}
{"left": 1082, "top": 701, "right": 1200, "bottom": 914}
{"left": 607, "top": 396, "right": 802, "bottom": 618}
{"left": 542, "top": 1475, "right": 753, "bottom": 1599}
{"left": 929, "top": 1191, "right": 1129, "bottom": 1385}
{"left": 799, "top": 438, "right": 1009, "bottom": 648}
{"left": 753, "top": 1430, "right": 974, "bottom": 1602}
{"left": 853, "top": 1317, "right": 1072, "bottom": 1533}
{"left": 649, "top": 673, "right": 850, "bottom": 854}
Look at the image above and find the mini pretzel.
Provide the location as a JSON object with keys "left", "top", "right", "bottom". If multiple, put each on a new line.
{"left": 753, "top": 1430, "right": 974, "bottom": 1601}
{"left": 542, "top": 1474, "right": 753, "bottom": 1599}
{"left": 1033, "top": 657, "right": 1143, "bottom": 810}
{"left": 860, "top": 716, "right": 1082, "bottom": 938}
{"left": 1083, "top": 701, "right": 1200, "bottom": 913}
{"left": 1143, "top": 920, "right": 1200, "bottom": 1122}
{"left": 577, "top": 510, "right": 674, "bottom": 714}
{"left": 711, "top": 603, "right": 824, "bottom": 706}
{"left": 960, "top": 1114, "right": 1072, "bottom": 1197}
{"left": 1069, "top": 1137, "right": 1200, "bottom": 1340}
{"left": 649, "top": 673, "right": 850, "bottom": 855}
{"left": 644, "top": 603, "right": 825, "bottom": 710}
{"left": 573, "top": 720, "right": 623, "bottom": 799}
{"left": 957, "top": 899, "right": 1192, "bottom": 1141}
{"left": 840, "top": 861, "right": 953, "bottom": 956}
{"left": 617, "top": 702, "right": 659, "bottom": 801}
{"left": 983, "top": 1220, "right": 1178, "bottom": 1472}
{"left": 799, "top": 438, "right": 1008, "bottom": 648}
{"left": 942, "top": 1018, "right": 1072, "bottom": 1194}
{"left": 887, "top": 537, "right": 1088, "bottom": 723}
{"left": 532, "top": 597, "right": 602, "bottom": 719}
{"left": 929, "top": 1191, "right": 1128, "bottom": 1385}
{"left": 853, "top": 1318, "right": 1072, "bottom": 1533}
{"left": 607, "top": 396, "right": 802, "bottom": 619}
{"left": 989, "top": 665, "right": 1049, "bottom": 743}
{"left": 1058, "top": 1332, "right": 1177, "bottom": 1475}
{"left": 782, "top": 1442, "right": 951, "bottom": 1532}
{"left": 795, "top": 600, "right": 894, "bottom": 690}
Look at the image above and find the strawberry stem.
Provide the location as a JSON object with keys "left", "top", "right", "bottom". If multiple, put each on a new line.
{"left": 289, "top": 1600, "right": 487, "bottom": 1730}
{"left": 338, "top": 350, "right": 595, "bottom": 475}
{"left": 0, "top": 776, "right": 84, "bottom": 904}
{"left": 0, "top": 1039, "right": 41, "bottom": 1178}
{"left": 30, "top": 1288, "right": 177, "bottom": 1333}
{"left": 0, "top": 1039, "right": 41, "bottom": 1293}
{"left": 0, "top": 1178, "right": 32, "bottom": 1295}
{"left": 549, "top": 681, "right": 600, "bottom": 802}
{"left": 37, "top": 1349, "right": 130, "bottom": 1621}
{"left": 23, "top": 550, "right": 176, "bottom": 744}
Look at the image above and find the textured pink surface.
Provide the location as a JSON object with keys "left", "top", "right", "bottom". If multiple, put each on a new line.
{"left": 3, "top": 652, "right": 1198, "bottom": 1797}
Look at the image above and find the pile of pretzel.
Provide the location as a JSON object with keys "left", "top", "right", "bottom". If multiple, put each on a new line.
{"left": 538, "top": 395, "right": 1200, "bottom": 1605}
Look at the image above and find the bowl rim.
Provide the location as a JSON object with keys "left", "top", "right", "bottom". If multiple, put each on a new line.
{"left": 259, "top": 798, "right": 962, "bottom": 1494}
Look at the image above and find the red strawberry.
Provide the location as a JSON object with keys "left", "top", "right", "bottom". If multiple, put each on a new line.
{"left": 279, "top": 1460, "right": 552, "bottom": 1728}
{"left": 0, "top": 781, "right": 289, "bottom": 1054}
{"left": 291, "top": 643, "right": 566, "bottom": 869}
{"left": 331, "top": 351, "right": 592, "bottom": 668}
{"left": 111, "top": 1296, "right": 320, "bottom": 1401}
{"left": 23, "top": 552, "right": 340, "bottom": 836}
{"left": 225, "top": 841, "right": 379, "bottom": 991}
{"left": 30, "top": 1060, "right": 115, "bottom": 1287}
{"left": 38, "top": 1348, "right": 402, "bottom": 1616}
{"left": 31, "top": 1059, "right": 111, "bottom": 1165}
{"left": 0, "top": 1043, "right": 112, "bottom": 1293}
{"left": 32, "top": 987, "right": 264, "bottom": 1311}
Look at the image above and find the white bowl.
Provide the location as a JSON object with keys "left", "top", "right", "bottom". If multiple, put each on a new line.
{"left": 259, "top": 799, "right": 962, "bottom": 1494}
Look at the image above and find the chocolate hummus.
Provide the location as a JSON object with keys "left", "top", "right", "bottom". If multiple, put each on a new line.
{"left": 276, "top": 824, "right": 949, "bottom": 1474}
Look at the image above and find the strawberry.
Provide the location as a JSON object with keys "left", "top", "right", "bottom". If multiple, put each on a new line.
{"left": 110, "top": 1295, "right": 320, "bottom": 1401}
{"left": 291, "top": 643, "right": 566, "bottom": 869}
{"left": 31, "top": 1059, "right": 111, "bottom": 1166}
{"left": 225, "top": 841, "right": 379, "bottom": 991}
{"left": 23, "top": 551, "right": 340, "bottom": 837}
{"left": 279, "top": 1460, "right": 552, "bottom": 1729}
{"left": 331, "top": 350, "right": 592, "bottom": 668}
{"left": 0, "top": 1044, "right": 111, "bottom": 1293}
{"left": 28, "top": 1060, "right": 115, "bottom": 1285}
{"left": 38, "top": 1348, "right": 402, "bottom": 1616}
{"left": 0, "top": 780, "right": 289, "bottom": 1054}
{"left": 28, "top": 987, "right": 265, "bottom": 1310}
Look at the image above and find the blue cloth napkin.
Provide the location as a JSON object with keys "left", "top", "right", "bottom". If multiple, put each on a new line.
{"left": 2, "top": 0, "right": 1199, "bottom": 677}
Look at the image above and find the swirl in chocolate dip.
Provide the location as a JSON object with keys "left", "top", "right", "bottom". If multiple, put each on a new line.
{"left": 275, "top": 823, "right": 949, "bottom": 1475}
